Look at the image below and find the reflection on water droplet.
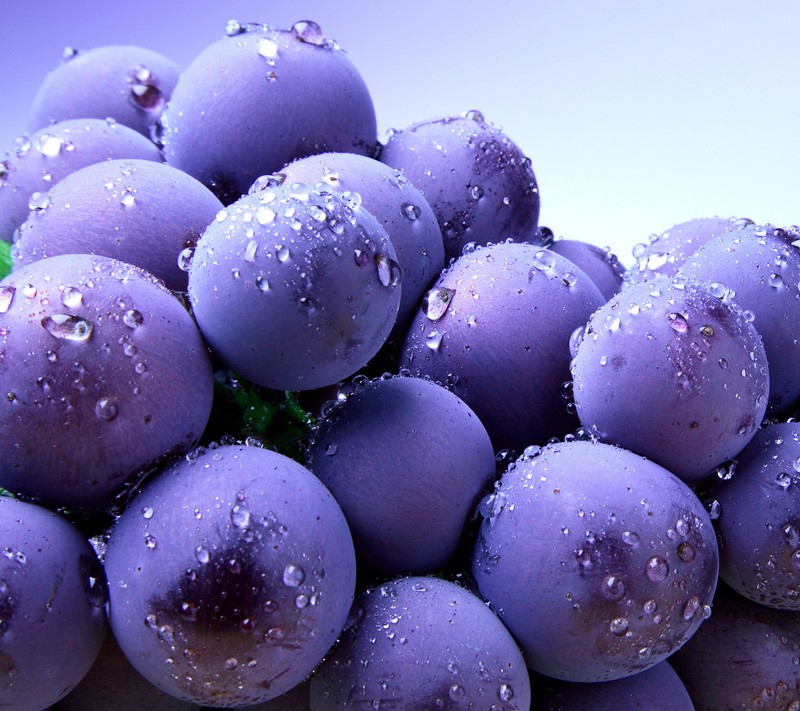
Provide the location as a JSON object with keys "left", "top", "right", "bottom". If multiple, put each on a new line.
{"left": 283, "top": 563, "right": 305, "bottom": 587}
{"left": 609, "top": 617, "right": 629, "bottom": 636}
{"left": 532, "top": 249, "right": 556, "bottom": 272}
{"left": 178, "top": 247, "right": 195, "bottom": 272}
{"left": 645, "top": 555, "right": 669, "bottom": 582}
{"left": 600, "top": 575, "right": 626, "bottom": 601}
{"left": 668, "top": 312, "right": 688, "bottom": 333}
{"left": 41, "top": 314, "right": 93, "bottom": 341}
{"left": 426, "top": 330, "right": 443, "bottom": 351}
{"left": 258, "top": 38, "right": 279, "bottom": 60}
{"left": 291, "top": 20, "right": 325, "bottom": 45}
{"left": 375, "top": 254, "right": 402, "bottom": 287}
{"left": 0, "top": 287, "right": 15, "bottom": 314}
{"left": 423, "top": 286, "right": 456, "bottom": 320}
{"left": 402, "top": 203, "right": 421, "bottom": 220}
{"left": 95, "top": 397, "right": 118, "bottom": 421}
{"left": 28, "top": 192, "right": 51, "bottom": 212}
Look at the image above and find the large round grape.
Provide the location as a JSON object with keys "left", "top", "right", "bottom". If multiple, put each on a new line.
{"left": 571, "top": 277, "right": 769, "bottom": 483}
{"left": 161, "top": 21, "right": 377, "bottom": 204}
{"left": 678, "top": 223, "right": 800, "bottom": 414}
{"left": 310, "top": 576, "right": 531, "bottom": 710}
{"left": 530, "top": 661, "right": 694, "bottom": 710}
{"left": 379, "top": 111, "right": 540, "bottom": 262}
{"left": 626, "top": 216, "right": 744, "bottom": 283}
{"left": 472, "top": 440, "right": 719, "bottom": 682}
{"left": 670, "top": 582, "right": 800, "bottom": 709}
{"left": 280, "top": 153, "right": 445, "bottom": 338}
{"left": 188, "top": 182, "right": 401, "bottom": 391}
{"left": 308, "top": 375, "right": 495, "bottom": 574}
{"left": 13, "top": 158, "right": 224, "bottom": 291}
{"left": 0, "top": 119, "right": 162, "bottom": 243}
{"left": 0, "top": 254, "right": 214, "bottom": 509}
{"left": 400, "top": 243, "right": 605, "bottom": 452}
{"left": 705, "top": 422, "right": 800, "bottom": 609}
{"left": 104, "top": 444, "right": 356, "bottom": 707}
{"left": 29, "top": 45, "right": 180, "bottom": 138}
{"left": 0, "top": 497, "right": 107, "bottom": 711}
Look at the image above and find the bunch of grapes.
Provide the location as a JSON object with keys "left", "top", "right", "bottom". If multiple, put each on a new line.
{"left": 0, "top": 17, "right": 798, "bottom": 711}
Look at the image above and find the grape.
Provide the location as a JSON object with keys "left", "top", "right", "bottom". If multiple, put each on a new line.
{"left": 28, "top": 45, "right": 180, "bottom": 139}
{"left": 548, "top": 237, "right": 625, "bottom": 300}
{"left": 678, "top": 222, "right": 800, "bottom": 414}
{"left": 161, "top": 21, "right": 377, "bottom": 204}
{"left": 187, "top": 181, "right": 401, "bottom": 391}
{"left": 530, "top": 661, "right": 694, "bottom": 710}
{"left": 0, "top": 496, "right": 107, "bottom": 711}
{"left": 13, "top": 158, "right": 224, "bottom": 291}
{"left": 0, "top": 253, "right": 214, "bottom": 510}
{"left": 280, "top": 152, "right": 445, "bottom": 339}
{"left": 627, "top": 216, "right": 745, "bottom": 283}
{"left": 0, "top": 118, "right": 162, "bottom": 243}
{"left": 309, "top": 576, "right": 531, "bottom": 710}
{"left": 670, "top": 582, "right": 800, "bottom": 709}
{"left": 400, "top": 242, "right": 604, "bottom": 452}
{"left": 308, "top": 375, "right": 495, "bottom": 574}
{"left": 379, "top": 111, "right": 541, "bottom": 262}
{"left": 571, "top": 276, "right": 769, "bottom": 483}
{"left": 472, "top": 440, "right": 719, "bottom": 682}
{"left": 705, "top": 421, "right": 800, "bottom": 610}
{"left": 104, "top": 444, "right": 356, "bottom": 707}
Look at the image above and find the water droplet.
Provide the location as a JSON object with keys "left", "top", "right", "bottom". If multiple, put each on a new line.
{"left": 178, "top": 247, "right": 195, "bottom": 272}
{"left": 37, "top": 134, "right": 64, "bottom": 157}
{"left": 291, "top": 20, "right": 325, "bottom": 45}
{"left": 128, "top": 65, "right": 164, "bottom": 112}
{"left": 0, "top": 286, "right": 15, "bottom": 314}
{"left": 28, "top": 192, "right": 51, "bottom": 212}
{"left": 683, "top": 596, "right": 701, "bottom": 621}
{"left": 498, "top": 683, "right": 514, "bottom": 702}
{"left": 769, "top": 273, "right": 783, "bottom": 288}
{"left": 120, "top": 190, "right": 136, "bottom": 208}
{"left": 643, "top": 598, "right": 658, "bottom": 615}
{"left": 195, "top": 546, "right": 210, "bottom": 565}
{"left": 256, "top": 275, "right": 270, "bottom": 292}
{"left": 426, "top": 330, "right": 443, "bottom": 351}
{"left": 677, "top": 542, "right": 696, "bottom": 562}
{"left": 562, "top": 270, "right": 577, "bottom": 287}
{"left": 704, "top": 499, "right": 722, "bottom": 520}
{"left": 668, "top": 312, "right": 688, "bottom": 333}
{"left": 225, "top": 657, "right": 238, "bottom": 670}
{"left": 448, "top": 684, "right": 466, "bottom": 701}
{"left": 142, "top": 506, "right": 154, "bottom": 519}
{"left": 59, "top": 286, "right": 82, "bottom": 308}
{"left": 375, "top": 254, "right": 402, "bottom": 287}
{"left": 422, "top": 286, "right": 456, "bottom": 320}
{"left": 256, "top": 206, "right": 276, "bottom": 225}
{"left": 122, "top": 309, "right": 143, "bottom": 328}
{"left": 532, "top": 249, "right": 556, "bottom": 272}
{"left": 341, "top": 190, "right": 362, "bottom": 209}
{"left": 257, "top": 38, "right": 279, "bottom": 60}
{"left": 645, "top": 555, "right": 669, "bottom": 582}
{"left": 716, "top": 460, "right": 737, "bottom": 480}
{"left": 283, "top": 563, "right": 305, "bottom": 587}
{"left": 231, "top": 505, "right": 250, "bottom": 529}
{"left": 463, "top": 109, "right": 485, "bottom": 123}
{"left": 700, "top": 325, "right": 714, "bottom": 337}
{"left": 94, "top": 397, "right": 119, "bottom": 421}
{"left": 402, "top": 202, "right": 421, "bottom": 220}
{"left": 777, "top": 472, "right": 793, "bottom": 490}
{"left": 41, "top": 314, "right": 93, "bottom": 341}
{"left": 470, "top": 184, "right": 484, "bottom": 200}
{"left": 622, "top": 531, "right": 640, "bottom": 547}
{"left": 325, "top": 443, "right": 338, "bottom": 456}
{"left": 276, "top": 245, "right": 290, "bottom": 263}
{"left": 600, "top": 574, "right": 626, "bottom": 601}
{"left": 609, "top": 617, "right": 629, "bottom": 636}
{"left": 144, "top": 534, "right": 157, "bottom": 549}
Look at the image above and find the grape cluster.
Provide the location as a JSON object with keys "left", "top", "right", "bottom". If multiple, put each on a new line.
{"left": 0, "top": 17, "right": 798, "bottom": 711}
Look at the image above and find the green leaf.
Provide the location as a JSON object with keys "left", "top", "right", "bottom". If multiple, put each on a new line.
{"left": 0, "top": 240, "right": 11, "bottom": 280}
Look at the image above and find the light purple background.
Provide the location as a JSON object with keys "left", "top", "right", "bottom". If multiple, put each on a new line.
{"left": 1, "top": 1, "right": 798, "bottom": 267}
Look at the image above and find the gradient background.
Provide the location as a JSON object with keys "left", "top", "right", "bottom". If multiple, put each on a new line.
{"left": 1, "top": 0, "right": 798, "bottom": 268}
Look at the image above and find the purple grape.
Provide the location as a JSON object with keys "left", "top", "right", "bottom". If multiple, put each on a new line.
{"left": 104, "top": 444, "right": 356, "bottom": 707}
{"left": 309, "top": 576, "right": 531, "bottom": 710}
{"left": 280, "top": 152, "right": 445, "bottom": 339}
{"left": 187, "top": 181, "right": 401, "bottom": 391}
{"left": 0, "top": 119, "right": 162, "bottom": 243}
{"left": 571, "top": 277, "right": 769, "bottom": 483}
{"left": 161, "top": 21, "right": 377, "bottom": 203}
{"left": 548, "top": 237, "right": 625, "bottom": 300}
{"left": 705, "top": 421, "right": 800, "bottom": 610}
{"left": 678, "top": 222, "right": 800, "bottom": 414}
{"left": 530, "top": 661, "right": 694, "bottom": 710}
{"left": 400, "top": 242, "right": 605, "bottom": 452}
{"left": 13, "top": 158, "right": 224, "bottom": 291}
{"left": 29, "top": 45, "right": 180, "bottom": 138}
{"left": 627, "top": 216, "right": 745, "bottom": 283}
{"left": 0, "top": 253, "right": 214, "bottom": 510}
{"left": 308, "top": 375, "right": 495, "bottom": 574}
{"left": 472, "top": 440, "right": 719, "bottom": 682}
{"left": 379, "top": 111, "right": 541, "bottom": 262}
{"left": 0, "top": 496, "right": 107, "bottom": 711}
{"left": 670, "top": 582, "right": 800, "bottom": 709}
